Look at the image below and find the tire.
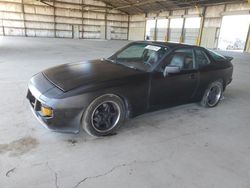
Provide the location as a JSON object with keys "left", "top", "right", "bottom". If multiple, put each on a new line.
{"left": 201, "top": 80, "right": 223, "bottom": 108}
{"left": 82, "top": 94, "right": 126, "bottom": 137}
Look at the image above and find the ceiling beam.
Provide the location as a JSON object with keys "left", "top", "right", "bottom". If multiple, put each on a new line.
{"left": 111, "top": 0, "right": 167, "bottom": 10}
{"left": 117, "top": 0, "right": 145, "bottom": 13}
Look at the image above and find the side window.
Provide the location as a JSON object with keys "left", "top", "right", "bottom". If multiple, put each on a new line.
{"left": 167, "top": 48, "right": 195, "bottom": 70}
{"left": 195, "top": 49, "right": 211, "bottom": 68}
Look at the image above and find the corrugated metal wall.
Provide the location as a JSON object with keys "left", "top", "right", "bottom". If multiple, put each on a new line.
{"left": 0, "top": 0, "right": 129, "bottom": 39}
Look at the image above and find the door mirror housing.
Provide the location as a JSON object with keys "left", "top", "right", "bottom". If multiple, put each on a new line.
{"left": 163, "top": 66, "right": 180, "bottom": 77}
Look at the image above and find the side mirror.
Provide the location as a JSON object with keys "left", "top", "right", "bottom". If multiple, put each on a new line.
{"left": 163, "top": 66, "right": 180, "bottom": 77}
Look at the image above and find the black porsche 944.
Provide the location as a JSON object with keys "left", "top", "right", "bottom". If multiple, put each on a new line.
{"left": 27, "top": 41, "right": 233, "bottom": 136}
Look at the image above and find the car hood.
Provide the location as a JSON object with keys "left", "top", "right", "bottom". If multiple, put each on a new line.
{"left": 43, "top": 59, "right": 143, "bottom": 92}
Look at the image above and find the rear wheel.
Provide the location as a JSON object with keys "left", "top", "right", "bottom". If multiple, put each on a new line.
{"left": 201, "top": 80, "right": 223, "bottom": 108}
{"left": 82, "top": 94, "right": 126, "bottom": 137}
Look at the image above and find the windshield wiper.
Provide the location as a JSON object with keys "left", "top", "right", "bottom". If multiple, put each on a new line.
{"left": 116, "top": 62, "right": 139, "bottom": 71}
{"left": 104, "top": 58, "right": 140, "bottom": 71}
{"left": 103, "top": 58, "right": 115, "bottom": 63}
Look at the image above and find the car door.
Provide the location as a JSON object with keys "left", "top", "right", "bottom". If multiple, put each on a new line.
{"left": 149, "top": 47, "right": 199, "bottom": 108}
{"left": 193, "top": 47, "right": 216, "bottom": 99}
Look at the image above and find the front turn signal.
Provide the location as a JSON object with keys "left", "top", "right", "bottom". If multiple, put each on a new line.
{"left": 41, "top": 106, "right": 53, "bottom": 117}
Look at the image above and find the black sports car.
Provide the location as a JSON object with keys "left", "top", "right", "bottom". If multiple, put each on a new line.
{"left": 27, "top": 41, "right": 233, "bottom": 136}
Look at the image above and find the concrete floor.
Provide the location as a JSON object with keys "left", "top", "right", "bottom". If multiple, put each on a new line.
{"left": 0, "top": 36, "right": 250, "bottom": 188}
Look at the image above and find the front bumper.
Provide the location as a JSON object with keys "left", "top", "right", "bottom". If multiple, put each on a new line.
{"left": 26, "top": 74, "right": 83, "bottom": 134}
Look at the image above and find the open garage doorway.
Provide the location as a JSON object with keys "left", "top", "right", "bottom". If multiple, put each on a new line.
{"left": 184, "top": 17, "right": 201, "bottom": 45}
{"left": 218, "top": 15, "right": 250, "bottom": 51}
{"left": 145, "top": 19, "right": 156, "bottom": 40}
{"left": 156, "top": 19, "right": 168, "bottom": 41}
{"left": 169, "top": 18, "right": 184, "bottom": 42}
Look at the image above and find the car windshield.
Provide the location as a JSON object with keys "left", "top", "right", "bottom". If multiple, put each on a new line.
{"left": 108, "top": 43, "right": 168, "bottom": 71}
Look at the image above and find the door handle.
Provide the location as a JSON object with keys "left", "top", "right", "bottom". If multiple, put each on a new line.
{"left": 189, "top": 73, "right": 196, "bottom": 79}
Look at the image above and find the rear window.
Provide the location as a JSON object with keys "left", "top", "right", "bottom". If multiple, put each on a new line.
{"left": 208, "top": 50, "right": 226, "bottom": 61}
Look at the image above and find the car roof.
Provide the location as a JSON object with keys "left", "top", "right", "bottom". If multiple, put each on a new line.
{"left": 133, "top": 41, "right": 198, "bottom": 49}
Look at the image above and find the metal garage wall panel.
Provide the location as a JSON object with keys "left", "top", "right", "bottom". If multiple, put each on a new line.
{"left": 206, "top": 5, "right": 225, "bottom": 18}
{"left": 0, "top": 12, "right": 23, "bottom": 20}
{"left": 201, "top": 27, "right": 217, "bottom": 48}
{"left": 82, "top": 32, "right": 100, "bottom": 39}
{"left": 204, "top": 18, "right": 222, "bottom": 28}
{"left": 3, "top": 20, "right": 24, "bottom": 27}
{"left": 0, "top": 0, "right": 127, "bottom": 39}
{"left": 83, "top": 19, "right": 105, "bottom": 25}
{"left": 158, "top": 11, "right": 170, "bottom": 17}
{"left": 129, "top": 14, "right": 145, "bottom": 40}
{"left": 130, "top": 14, "right": 145, "bottom": 22}
{"left": 82, "top": 25, "right": 100, "bottom": 32}
{"left": 4, "top": 28, "right": 25, "bottom": 35}
{"left": 56, "top": 23, "right": 71, "bottom": 30}
{"left": 147, "top": 13, "right": 158, "bottom": 18}
{"left": 26, "top": 29, "right": 54, "bottom": 37}
{"left": 23, "top": 0, "right": 42, "bottom": 5}
{"left": 188, "top": 7, "right": 203, "bottom": 15}
{"left": 55, "top": 2, "right": 80, "bottom": 10}
{"left": 24, "top": 5, "right": 53, "bottom": 15}
{"left": 111, "top": 33, "right": 127, "bottom": 40}
{"left": 57, "top": 0, "right": 80, "bottom": 3}
{"left": 56, "top": 30, "right": 72, "bottom": 38}
{"left": 83, "top": 12, "right": 105, "bottom": 20}
{"left": 25, "top": 14, "right": 54, "bottom": 22}
{"left": 226, "top": 3, "right": 250, "bottom": 11}
{"left": 130, "top": 22, "right": 145, "bottom": 27}
{"left": 56, "top": 17, "right": 81, "bottom": 24}
{"left": 108, "top": 21, "right": 127, "bottom": 27}
{"left": 172, "top": 9, "right": 185, "bottom": 16}
{"left": 56, "top": 8, "right": 82, "bottom": 18}
{"left": 26, "top": 22, "right": 54, "bottom": 29}
{"left": 84, "top": 0, "right": 106, "bottom": 7}
{"left": 0, "top": 2, "right": 22, "bottom": 12}
{"left": 129, "top": 27, "right": 145, "bottom": 40}
{"left": 0, "top": 0, "right": 21, "bottom": 2}
{"left": 107, "top": 14, "right": 128, "bottom": 22}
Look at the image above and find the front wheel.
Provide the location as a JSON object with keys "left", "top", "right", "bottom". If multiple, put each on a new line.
{"left": 201, "top": 80, "right": 223, "bottom": 108}
{"left": 81, "top": 94, "right": 126, "bottom": 137}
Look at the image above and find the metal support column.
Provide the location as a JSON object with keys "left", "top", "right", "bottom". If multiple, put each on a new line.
{"left": 105, "top": 7, "right": 108, "bottom": 40}
{"left": 197, "top": 6, "right": 207, "bottom": 46}
{"left": 180, "top": 9, "right": 187, "bottom": 43}
{"left": 53, "top": 0, "right": 56, "bottom": 38}
{"left": 244, "top": 24, "right": 250, "bottom": 52}
{"left": 127, "top": 15, "right": 130, "bottom": 40}
{"left": 21, "top": 0, "right": 27, "bottom": 37}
